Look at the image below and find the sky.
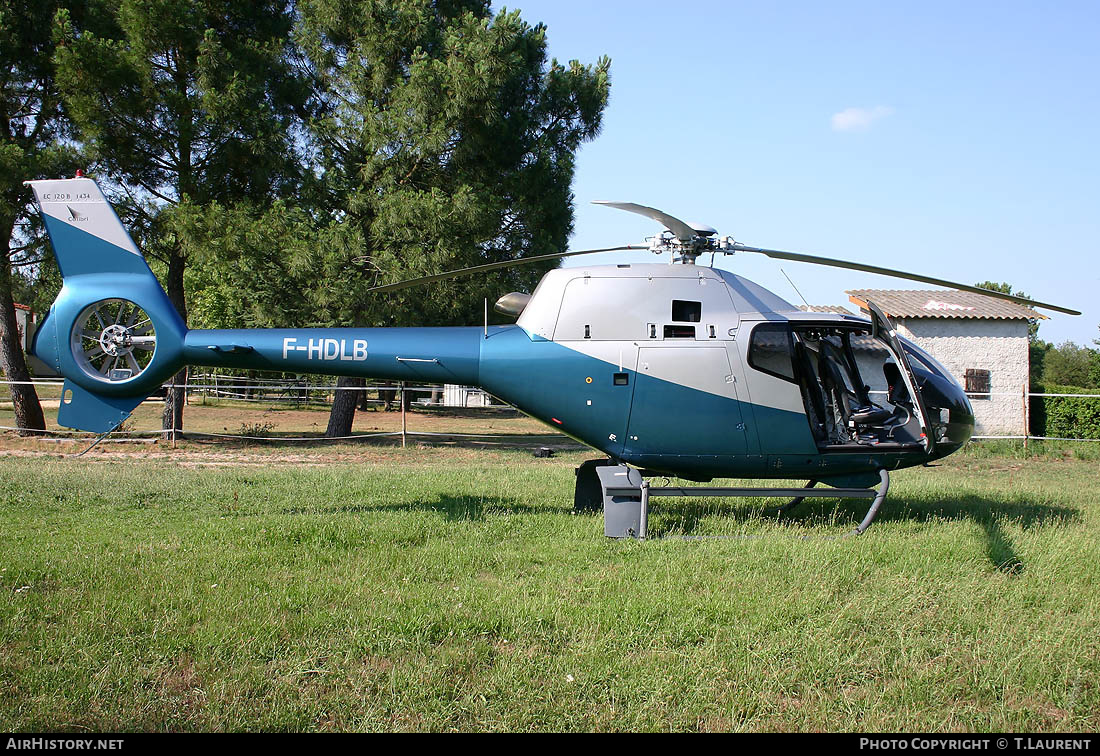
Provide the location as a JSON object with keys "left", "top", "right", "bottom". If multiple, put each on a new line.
{"left": 504, "top": 0, "right": 1099, "bottom": 345}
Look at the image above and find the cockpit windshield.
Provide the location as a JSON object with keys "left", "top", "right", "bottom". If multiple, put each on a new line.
{"left": 901, "top": 341, "right": 952, "bottom": 378}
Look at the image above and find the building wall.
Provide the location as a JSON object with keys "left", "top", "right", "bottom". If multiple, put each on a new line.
{"left": 12, "top": 306, "right": 57, "bottom": 377}
{"left": 14, "top": 307, "right": 30, "bottom": 351}
{"left": 894, "top": 318, "right": 1029, "bottom": 436}
{"left": 443, "top": 384, "right": 491, "bottom": 407}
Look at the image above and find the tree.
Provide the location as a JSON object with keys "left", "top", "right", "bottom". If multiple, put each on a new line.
{"left": 0, "top": 0, "right": 93, "bottom": 434}
{"left": 1042, "top": 341, "right": 1098, "bottom": 389}
{"left": 1092, "top": 327, "right": 1100, "bottom": 388}
{"left": 295, "top": 0, "right": 610, "bottom": 436}
{"left": 175, "top": 200, "right": 318, "bottom": 331}
{"left": 1029, "top": 338, "right": 1051, "bottom": 387}
{"left": 53, "top": 0, "right": 308, "bottom": 438}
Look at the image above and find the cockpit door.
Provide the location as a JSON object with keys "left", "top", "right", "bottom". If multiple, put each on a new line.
{"left": 624, "top": 346, "right": 749, "bottom": 457}
{"left": 866, "top": 300, "right": 935, "bottom": 455}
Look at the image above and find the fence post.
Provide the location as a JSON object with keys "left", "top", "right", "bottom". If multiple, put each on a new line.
{"left": 400, "top": 381, "right": 407, "bottom": 448}
{"left": 1023, "top": 383, "right": 1029, "bottom": 452}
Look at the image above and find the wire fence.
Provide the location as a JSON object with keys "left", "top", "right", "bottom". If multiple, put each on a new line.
{"left": 2, "top": 377, "right": 1099, "bottom": 444}
{"left": 0, "top": 374, "right": 521, "bottom": 447}
{"left": 1, "top": 374, "right": 506, "bottom": 406}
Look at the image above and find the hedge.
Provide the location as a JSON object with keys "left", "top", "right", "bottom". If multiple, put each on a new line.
{"left": 1029, "top": 383, "right": 1100, "bottom": 439}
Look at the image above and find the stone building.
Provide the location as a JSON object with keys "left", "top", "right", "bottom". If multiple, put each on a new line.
{"left": 846, "top": 289, "right": 1040, "bottom": 436}
{"left": 442, "top": 384, "right": 493, "bottom": 407}
{"left": 13, "top": 303, "right": 31, "bottom": 350}
{"left": 12, "top": 303, "right": 57, "bottom": 377}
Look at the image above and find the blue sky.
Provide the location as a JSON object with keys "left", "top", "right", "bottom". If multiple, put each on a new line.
{"left": 505, "top": 0, "right": 1099, "bottom": 345}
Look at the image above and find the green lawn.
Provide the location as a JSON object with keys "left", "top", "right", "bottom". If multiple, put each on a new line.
{"left": 1, "top": 442, "right": 1098, "bottom": 731}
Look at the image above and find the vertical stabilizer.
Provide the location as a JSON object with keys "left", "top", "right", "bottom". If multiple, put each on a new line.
{"left": 26, "top": 178, "right": 151, "bottom": 277}
{"left": 26, "top": 176, "right": 187, "bottom": 433}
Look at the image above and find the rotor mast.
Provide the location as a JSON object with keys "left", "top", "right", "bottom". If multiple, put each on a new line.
{"left": 647, "top": 228, "right": 736, "bottom": 265}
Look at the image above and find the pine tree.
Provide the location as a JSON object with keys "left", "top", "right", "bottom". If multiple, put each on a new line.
{"left": 295, "top": 0, "right": 610, "bottom": 435}
{"left": 53, "top": 0, "right": 309, "bottom": 438}
{"left": 0, "top": 0, "right": 93, "bottom": 434}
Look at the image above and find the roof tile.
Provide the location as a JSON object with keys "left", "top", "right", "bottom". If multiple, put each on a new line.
{"left": 799, "top": 304, "right": 854, "bottom": 315}
{"left": 845, "top": 289, "right": 1045, "bottom": 320}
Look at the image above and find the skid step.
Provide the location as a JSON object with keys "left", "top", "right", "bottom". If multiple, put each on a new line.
{"left": 593, "top": 465, "right": 890, "bottom": 539}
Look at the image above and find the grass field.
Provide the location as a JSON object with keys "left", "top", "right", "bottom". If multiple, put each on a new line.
{"left": 2, "top": 418, "right": 1099, "bottom": 731}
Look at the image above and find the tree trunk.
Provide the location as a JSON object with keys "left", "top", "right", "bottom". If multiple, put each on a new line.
{"left": 161, "top": 250, "right": 187, "bottom": 440}
{"left": 0, "top": 229, "right": 45, "bottom": 435}
{"left": 325, "top": 376, "right": 363, "bottom": 437}
{"left": 379, "top": 388, "right": 395, "bottom": 411}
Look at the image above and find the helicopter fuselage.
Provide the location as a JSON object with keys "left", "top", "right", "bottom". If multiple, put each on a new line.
{"left": 27, "top": 177, "right": 976, "bottom": 488}
{"left": 173, "top": 263, "right": 975, "bottom": 485}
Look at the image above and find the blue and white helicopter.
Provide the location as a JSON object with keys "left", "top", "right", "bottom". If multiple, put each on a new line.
{"left": 26, "top": 177, "right": 1079, "bottom": 537}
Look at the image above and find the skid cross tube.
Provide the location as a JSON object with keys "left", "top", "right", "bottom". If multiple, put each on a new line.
{"left": 598, "top": 466, "right": 890, "bottom": 539}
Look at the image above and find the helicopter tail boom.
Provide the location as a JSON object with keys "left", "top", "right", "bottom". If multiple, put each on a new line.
{"left": 28, "top": 177, "right": 487, "bottom": 432}
{"left": 181, "top": 327, "right": 484, "bottom": 386}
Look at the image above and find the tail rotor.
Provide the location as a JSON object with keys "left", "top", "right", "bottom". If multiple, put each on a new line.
{"left": 72, "top": 299, "right": 158, "bottom": 383}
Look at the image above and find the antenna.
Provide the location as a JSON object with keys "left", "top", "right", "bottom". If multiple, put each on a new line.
{"left": 780, "top": 267, "right": 810, "bottom": 308}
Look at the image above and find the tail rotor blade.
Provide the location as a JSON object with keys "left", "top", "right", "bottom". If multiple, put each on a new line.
{"left": 730, "top": 243, "right": 1080, "bottom": 316}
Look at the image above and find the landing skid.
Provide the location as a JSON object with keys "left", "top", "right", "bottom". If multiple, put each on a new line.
{"left": 578, "top": 463, "right": 890, "bottom": 539}
{"left": 778, "top": 479, "right": 818, "bottom": 513}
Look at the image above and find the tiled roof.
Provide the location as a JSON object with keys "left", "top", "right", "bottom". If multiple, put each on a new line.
{"left": 845, "top": 289, "right": 1046, "bottom": 320}
{"left": 799, "top": 304, "right": 854, "bottom": 315}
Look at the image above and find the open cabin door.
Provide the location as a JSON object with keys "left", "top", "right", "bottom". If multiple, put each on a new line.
{"left": 866, "top": 301, "right": 935, "bottom": 455}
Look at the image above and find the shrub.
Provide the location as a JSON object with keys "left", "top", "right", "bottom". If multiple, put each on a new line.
{"left": 237, "top": 421, "right": 277, "bottom": 438}
{"left": 1030, "top": 383, "right": 1100, "bottom": 439}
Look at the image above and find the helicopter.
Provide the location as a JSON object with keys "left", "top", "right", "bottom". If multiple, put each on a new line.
{"left": 25, "top": 177, "right": 1079, "bottom": 537}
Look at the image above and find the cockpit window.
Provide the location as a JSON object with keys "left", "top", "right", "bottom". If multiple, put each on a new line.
{"left": 749, "top": 323, "right": 795, "bottom": 382}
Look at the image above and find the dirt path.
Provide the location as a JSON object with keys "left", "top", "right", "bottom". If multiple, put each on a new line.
{"left": 0, "top": 431, "right": 587, "bottom": 468}
{"left": 0, "top": 403, "right": 587, "bottom": 467}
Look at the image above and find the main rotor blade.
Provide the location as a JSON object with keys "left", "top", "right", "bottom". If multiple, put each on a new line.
{"left": 365, "top": 245, "right": 648, "bottom": 294}
{"left": 730, "top": 243, "right": 1081, "bottom": 316}
{"left": 592, "top": 201, "right": 700, "bottom": 242}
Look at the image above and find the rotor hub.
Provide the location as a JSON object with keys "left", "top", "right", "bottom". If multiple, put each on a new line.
{"left": 98, "top": 323, "right": 134, "bottom": 357}
{"left": 650, "top": 232, "right": 737, "bottom": 264}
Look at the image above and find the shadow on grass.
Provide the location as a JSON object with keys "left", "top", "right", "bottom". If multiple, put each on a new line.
{"left": 282, "top": 494, "right": 544, "bottom": 522}
{"left": 281, "top": 475, "right": 1074, "bottom": 574}
{"left": 646, "top": 490, "right": 1077, "bottom": 574}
